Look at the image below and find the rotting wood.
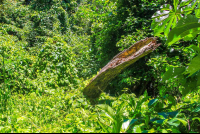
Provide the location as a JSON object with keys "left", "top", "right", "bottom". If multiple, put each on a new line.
{"left": 83, "top": 37, "right": 161, "bottom": 99}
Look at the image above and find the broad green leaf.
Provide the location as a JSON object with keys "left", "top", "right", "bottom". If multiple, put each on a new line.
{"left": 162, "top": 67, "right": 185, "bottom": 81}
{"left": 151, "top": 4, "right": 180, "bottom": 37}
{"left": 122, "top": 119, "right": 137, "bottom": 130}
{"left": 151, "top": 10, "right": 170, "bottom": 29}
{"left": 173, "top": 0, "right": 179, "bottom": 12}
{"left": 148, "top": 99, "right": 158, "bottom": 107}
{"left": 180, "top": 0, "right": 193, "bottom": 7}
{"left": 197, "top": 35, "right": 200, "bottom": 47}
{"left": 176, "top": 118, "right": 188, "bottom": 127}
{"left": 97, "top": 118, "right": 111, "bottom": 133}
{"left": 182, "top": 0, "right": 198, "bottom": 15}
{"left": 166, "top": 15, "right": 200, "bottom": 45}
{"left": 116, "top": 101, "right": 126, "bottom": 116}
{"left": 197, "top": 72, "right": 200, "bottom": 86}
{"left": 182, "top": 77, "right": 198, "bottom": 96}
{"left": 148, "top": 128, "right": 156, "bottom": 133}
{"left": 192, "top": 105, "right": 200, "bottom": 112}
{"left": 176, "top": 15, "right": 199, "bottom": 41}
{"left": 192, "top": 117, "right": 200, "bottom": 122}
{"left": 158, "top": 111, "right": 178, "bottom": 119}
{"left": 176, "top": 14, "right": 199, "bottom": 27}
{"left": 154, "top": 16, "right": 173, "bottom": 36}
{"left": 183, "top": 54, "right": 200, "bottom": 76}
{"left": 158, "top": 112, "right": 169, "bottom": 119}
{"left": 153, "top": 119, "right": 165, "bottom": 124}
{"left": 152, "top": 1, "right": 198, "bottom": 37}
{"left": 150, "top": 117, "right": 162, "bottom": 122}
{"left": 133, "top": 125, "right": 141, "bottom": 133}
{"left": 168, "top": 111, "right": 179, "bottom": 118}
{"left": 168, "top": 118, "right": 180, "bottom": 127}
{"left": 195, "top": 9, "right": 200, "bottom": 18}
{"left": 183, "top": 32, "right": 199, "bottom": 41}
{"left": 190, "top": 45, "right": 200, "bottom": 53}
{"left": 164, "top": 16, "right": 174, "bottom": 36}
{"left": 162, "top": 129, "right": 168, "bottom": 133}
{"left": 97, "top": 104, "right": 115, "bottom": 119}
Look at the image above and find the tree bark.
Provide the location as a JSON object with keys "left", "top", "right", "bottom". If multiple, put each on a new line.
{"left": 83, "top": 37, "right": 161, "bottom": 99}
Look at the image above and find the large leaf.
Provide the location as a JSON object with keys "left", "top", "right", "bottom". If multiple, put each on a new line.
{"left": 166, "top": 15, "right": 200, "bottom": 45}
{"left": 153, "top": 119, "right": 165, "bottom": 124}
{"left": 192, "top": 105, "right": 200, "bottom": 112}
{"left": 183, "top": 54, "right": 200, "bottom": 76}
{"left": 132, "top": 125, "right": 142, "bottom": 133}
{"left": 151, "top": 0, "right": 198, "bottom": 37}
{"left": 176, "top": 118, "right": 188, "bottom": 127}
{"left": 158, "top": 111, "right": 179, "bottom": 119}
{"left": 97, "top": 104, "right": 115, "bottom": 119}
{"left": 97, "top": 119, "right": 111, "bottom": 133}
{"left": 181, "top": 77, "right": 198, "bottom": 96}
{"left": 162, "top": 67, "right": 185, "bottom": 81}
{"left": 197, "top": 72, "right": 200, "bottom": 86}
{"left": 181, "top": 0, "right": 198, "bottom": 15}
{"left": 195, "top": 9, "right": 200, "bottom": 18}
{"left": 167, "top": 118, "right": 181, "bottom": 127}
{"left": 180, "top": 0, "right": 194, "bottom": 7}
{"left": 148, "top": 99, "right": 158, "bottom": 107}
{"left": 122, "top": 119, "right": 137, "bottom": 130}
{"left": 190, "top": 45, "right": 200, "bottom": 53}
{"left": 151, "top": 4, "right": 179, "bottom": 36}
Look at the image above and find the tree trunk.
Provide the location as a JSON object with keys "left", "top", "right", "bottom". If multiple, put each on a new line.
{"left": 83, "top": 37, "right": 161, "bottom": 99}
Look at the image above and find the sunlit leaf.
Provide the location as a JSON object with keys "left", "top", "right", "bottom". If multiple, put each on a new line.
{"left": 168, "top": 111, "right": 179, "bottom": 118}
{"left": 162, "top": 67, "right": 185, "bottom": 81}
{"left": 162, "top": 129, "right": 168, "bottom": 133}
{"left": 181, "top": 77, "right": 198, "bottom": 96}
{"left": 122, "top": 119, "right": 137, "bottom": 130}
{"left": 182, "top": 0, "right": 198, "bottom": 15}
{"left": 197, "top": 36, "right": 200, "bottom": 47}
{"left": 153, "top": 119, "right": 165, "bottom": 124}
{"left": 176, "top": 118, "right": 187, "bottom": 127}
{"left": 183, "top": 55, "right": 200, "bottom": 76}
{"left": 158, "top": 112, "right": 169, "bottom": 119}
{"left": 133, "top": 125, "right": 141, "bottom": 133}
{"left": 192, "top": 105, "right": 200, "bottom": 112}
{"left": 180, "top": 0, "right": 193, "bottom": 7}
{"left": 148, "top": 99, "right": 158, "bottom": 107}
{"left": 195, "top": 9, "right": 200, "bottom": 18}
{"left": 166, "top": 15, "right": 200, "bottom": 45}
{"left": 190, "top": 45, "right": 200, "bottom": 53}
{"left": 192, "top": 117, "right": 200, "bottom": 122}
{"left": 97, "top": 118, "right": 111, "bottom": 133}
{"left": 168, "top": 118, "right": 180, "bottom": 127}
{"left": 152, "top": 1, "right": 198, "bottom": 37}
{"left": 97, "top": 104, "right": 115, "bottom": 119}
{"left": 173, "top": 0, "right": 180, "bottom": 12}
{"left": 197, "top": 72, "right": 200, "bottom": 86}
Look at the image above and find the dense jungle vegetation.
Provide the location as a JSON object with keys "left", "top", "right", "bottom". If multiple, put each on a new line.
{"left": 0, "top": 0, "right": 200, "bottom": 133}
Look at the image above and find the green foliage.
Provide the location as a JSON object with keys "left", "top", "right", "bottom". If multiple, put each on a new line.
{"left": 97, "top": 102, "right": 125, "bottom": 133}
{"left": 96, "top": 92, "right": 200, "bottom": 133}
{"left": 151, "top": 0, "right": 200, "bottom": 97}
{"left": 166, "top": 14, "right": 200, "bottom": 45}
{"left": 0, "top": 0, "right": 200, "bottom": 133}
{"left": 151, "top": 0, "right": 198, "bottom": 37}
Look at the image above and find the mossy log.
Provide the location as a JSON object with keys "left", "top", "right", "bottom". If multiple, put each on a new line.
{"left": 83, "top": 37, "right": 161, "bottom": 99}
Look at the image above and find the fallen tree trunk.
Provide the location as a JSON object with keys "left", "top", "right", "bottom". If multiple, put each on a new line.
{"left": 83, "top": 37, "right": 161, "bottom": 99}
